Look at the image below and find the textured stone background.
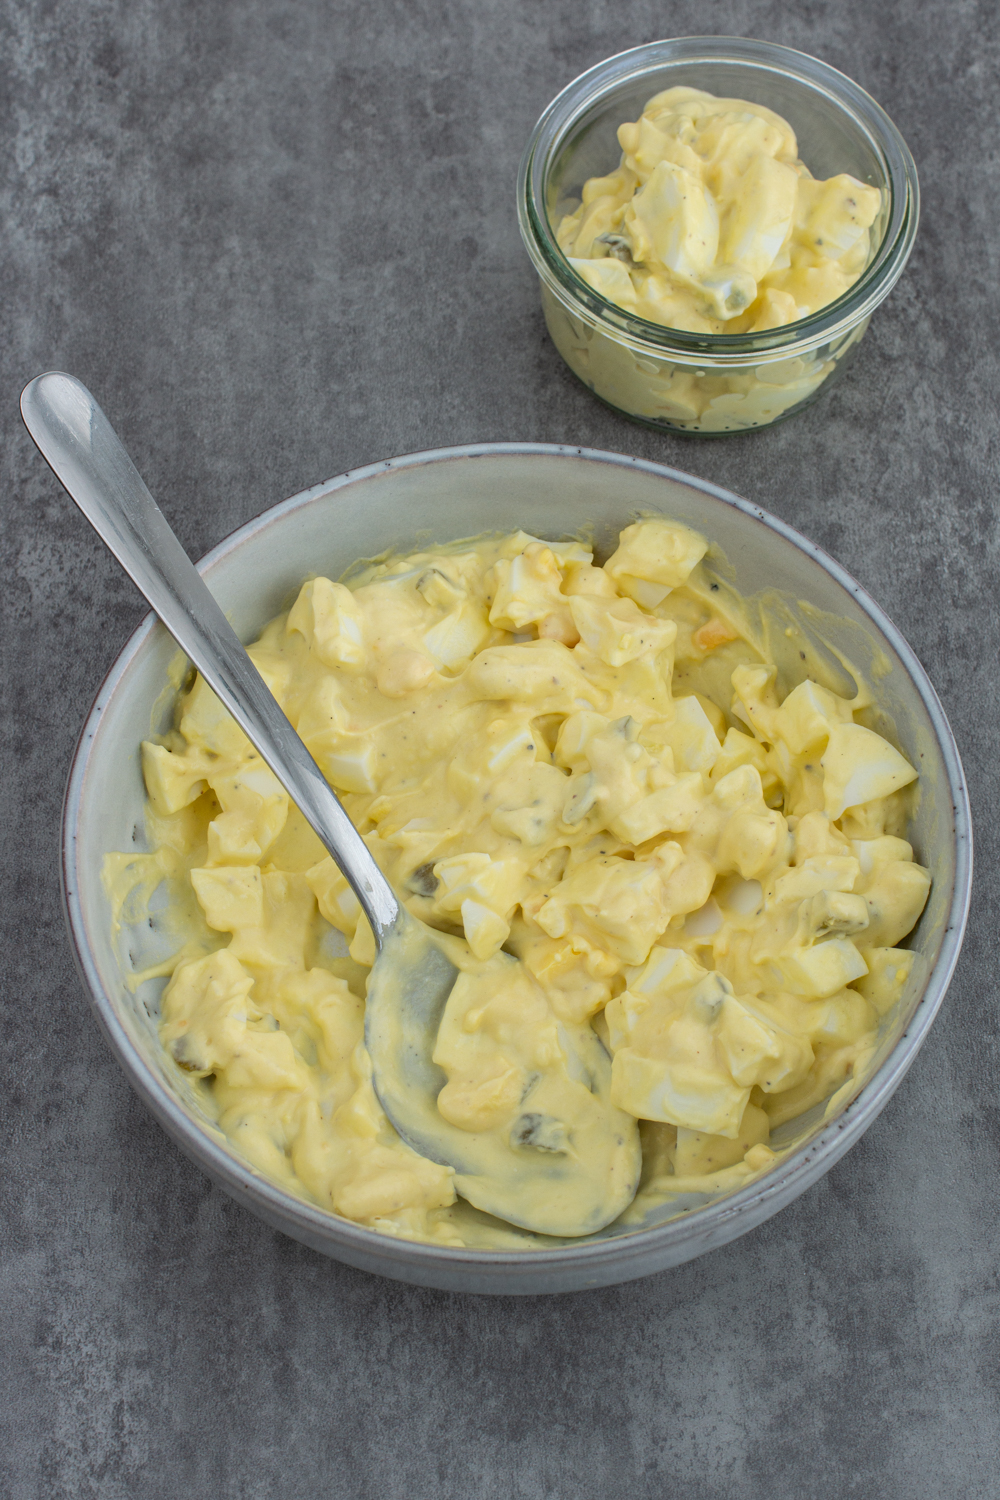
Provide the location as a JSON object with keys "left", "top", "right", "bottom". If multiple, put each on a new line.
{"left": 1, "top": 1, "right": 997, "bottom": 1496}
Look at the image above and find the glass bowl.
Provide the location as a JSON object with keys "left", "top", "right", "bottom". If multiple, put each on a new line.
{"left": 64, "top": 446, "right": 970, "bottom": 1294}
{"left": 517, "top": 38, "right": 919, "bottom": 434}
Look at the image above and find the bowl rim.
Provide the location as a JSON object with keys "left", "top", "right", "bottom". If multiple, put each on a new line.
{"left": 62, "top": 442, "right": 973, "bottom": 1278}
{"left": 517, "top": 36, "right": 921, "bottom": 362}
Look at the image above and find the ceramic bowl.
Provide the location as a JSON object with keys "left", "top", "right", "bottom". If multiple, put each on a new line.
{"left": 63, "top": 445, "right": 971, "bottom": 1294}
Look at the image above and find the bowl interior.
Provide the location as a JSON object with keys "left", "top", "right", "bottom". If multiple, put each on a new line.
{"left": 67, "top": 448, "right": 964, "bottom": 1271}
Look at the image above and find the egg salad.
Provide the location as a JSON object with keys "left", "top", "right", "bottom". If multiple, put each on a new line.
{"left": 547, "top": 87, "right": 882, "bottom": 431}
{"left": 126, "top": 519, "right": 929, "bottom": 1246}
{"left": 558, "top": 86, "right": 881, "bottom": 335}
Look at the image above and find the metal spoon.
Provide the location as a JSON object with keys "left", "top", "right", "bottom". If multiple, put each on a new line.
{"left": 21, "top": 372, "right": 639, "bottom": 1237}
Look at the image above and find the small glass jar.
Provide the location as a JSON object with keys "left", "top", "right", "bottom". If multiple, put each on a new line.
{"left": 517, "top": 38, "right": 919, "bottom": 435}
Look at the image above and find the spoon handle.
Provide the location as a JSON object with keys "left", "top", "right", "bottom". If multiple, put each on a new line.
{"left": 21, "top": 371, "right": 400, "bottom": 942}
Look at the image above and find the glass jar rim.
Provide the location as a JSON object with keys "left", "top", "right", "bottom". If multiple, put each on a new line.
{"left": 517, "top": 36, "right": 920, "bottom": 362}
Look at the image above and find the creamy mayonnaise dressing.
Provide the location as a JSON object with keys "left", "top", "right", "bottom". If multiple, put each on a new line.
{"left": 125, "top": 519, "right": 929, "bottom": 1246}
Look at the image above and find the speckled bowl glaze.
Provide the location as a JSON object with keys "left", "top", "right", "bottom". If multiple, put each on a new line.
{"left": 63, "top": 446, "right": 971, "bottom": 1294}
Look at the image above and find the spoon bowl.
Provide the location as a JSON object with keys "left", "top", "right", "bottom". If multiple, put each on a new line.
{"left": 368, "top": 923, "right": 641, "bottom": 1235}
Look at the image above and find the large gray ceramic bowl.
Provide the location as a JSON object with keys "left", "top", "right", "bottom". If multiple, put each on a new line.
{"left": 63, "top": 445, "right": 972, "bottom": 1294}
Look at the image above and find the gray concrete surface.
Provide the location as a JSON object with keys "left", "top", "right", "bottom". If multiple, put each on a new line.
{"left": 1, "top": 1, "right": 997, "bottom": 1496}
